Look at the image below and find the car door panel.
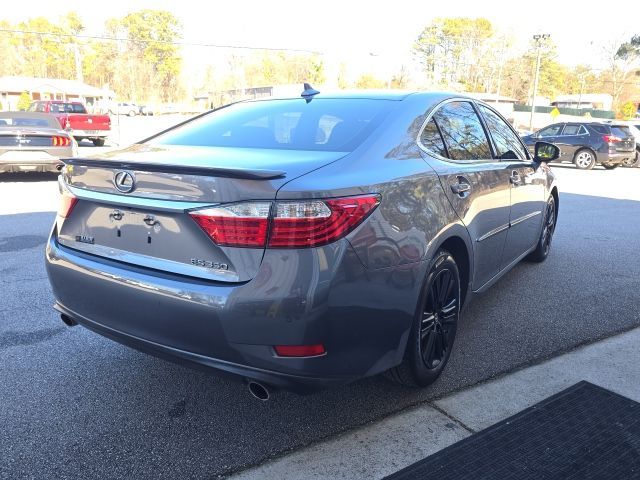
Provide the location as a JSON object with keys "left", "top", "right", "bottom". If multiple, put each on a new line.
{"left": 476, "top": 104, "right": 546, "bottom": 269}
{"left": 501, "top": 162, "right": 546, "bottom": 266}
{"left": 419, "top": 101, "right": 512, "bottom": 290}
{"left": 434, "top": 162, "right": 513, "bottom": 288}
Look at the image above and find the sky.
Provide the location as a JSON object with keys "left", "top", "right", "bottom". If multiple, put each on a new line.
{"left": 3, "top": 0, "right": 639, "bottom": 72}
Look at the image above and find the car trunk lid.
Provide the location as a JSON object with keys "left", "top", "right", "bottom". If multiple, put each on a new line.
{"left": 57, "top": 143, "right": 347, "bottom": 282}
{"left": 609, "top": 125, "right": 635, "bottom": 152}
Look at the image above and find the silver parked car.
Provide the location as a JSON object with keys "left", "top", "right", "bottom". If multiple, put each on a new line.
{"left": 46, "top": 90, "right": 559, "bottom": 398}
{"left": 0, "top": 112, "right": 76, "bottom": 173}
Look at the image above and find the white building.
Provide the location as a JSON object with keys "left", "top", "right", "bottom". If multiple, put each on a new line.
{"left": 0, "top": 76, "right": 114, "bottom": 112}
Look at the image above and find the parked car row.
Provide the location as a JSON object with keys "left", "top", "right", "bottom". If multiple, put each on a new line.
{"left": 108, "top": 102, "right": 154, "bottom": 117}
{"left": 521, "top": 121, "right": 637, "bottom": 169}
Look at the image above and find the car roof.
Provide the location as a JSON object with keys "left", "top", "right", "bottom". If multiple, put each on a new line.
{"left": 0, "top": 111, "right": 62, "bottom": 128}
{"left": 246, "top": 90, "right": 471, "bottom": 103}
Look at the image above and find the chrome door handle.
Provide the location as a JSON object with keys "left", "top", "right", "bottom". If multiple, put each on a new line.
{"left": 450, "top": 182, "right": 471, "bottom": 196}
{"left": 509, "top": 171, "right": 521, "bottom": 185}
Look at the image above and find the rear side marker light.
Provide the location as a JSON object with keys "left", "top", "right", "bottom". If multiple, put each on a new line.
{"left": 189, "top": 195, "right": 380, "bottom": 249}
{"left": 58, "top": 192, "right": 77, "bottom": 218}
{"left": 274, "top": 344, "right": 326, "bottom": 357}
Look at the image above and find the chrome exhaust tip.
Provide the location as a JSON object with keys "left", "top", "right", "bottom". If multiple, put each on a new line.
{"left": 247, "top": 381, "right": 270, "bottom": 401}
{"left": 60, "top": 314, "right": 78, "bottom": 327}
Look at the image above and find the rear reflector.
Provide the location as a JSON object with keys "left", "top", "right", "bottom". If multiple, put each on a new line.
{"left": 189, "top": 195, "right": 380, "bottom": 249}
{"left": 274, "top": 344, "right": 326, "bottom": 357}
{"left": 58, "top": 192, "right": 77, "bottom": 218}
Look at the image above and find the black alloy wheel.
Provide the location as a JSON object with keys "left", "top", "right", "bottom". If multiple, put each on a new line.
{"left": 386, "top": 249, "right": 460, "bottom": 387}
{"left": 419, "top": 269, "right": 458, "bottom": 370}
{"left": 527, "top": 195, "right": 556, "bottom": 262}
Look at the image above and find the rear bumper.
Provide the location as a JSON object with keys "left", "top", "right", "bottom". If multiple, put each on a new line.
{"left": 46, "top": 228, "right": 422, "bottom": 392}
{"left": 599, "top": 151, "right": 635, "bottom": 164}
{"left": 0, "top": 155, "right": 64, "bottom": 172}
{"left": 71, "top": 130, "right": 109, "bottom": 138}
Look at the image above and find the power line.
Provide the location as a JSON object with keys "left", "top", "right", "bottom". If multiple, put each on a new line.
{"left": 0, "top": 28, "right": 323, "bottom": 55}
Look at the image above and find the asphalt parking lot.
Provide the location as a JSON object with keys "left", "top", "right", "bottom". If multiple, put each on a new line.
{"left": 1, "top": 126, "right": 640, "bottom": 479}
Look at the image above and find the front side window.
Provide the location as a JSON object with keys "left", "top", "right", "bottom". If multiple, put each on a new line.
{"left": 433, "top": 101, "right": 492, "bottom": 161}
{"left": 538, "top": 124, "right": 562, "bottom": 137}
{"left": 478, "top": 105, "right": 527, "bottom": 160}
{"left": 153, "top": 98, "right": 394, "bottom": 152}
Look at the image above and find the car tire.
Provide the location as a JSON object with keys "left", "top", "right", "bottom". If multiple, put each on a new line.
{"left": 385, "top": 249, "right": 460, "bottom": 387}
{"left": 602, "top": 164, "right": 619, "bottom": 170}
{"left": 526, "top": 195, "right": 556, "bottom": 263}
{"left": 574, "top": 149, "right": 596, "bottom": 170}
{"left": 92, "top": 138, "right": 105, "bottom": 147}
{"left": 622, "top": 152, "right": 640, "bottom": 168}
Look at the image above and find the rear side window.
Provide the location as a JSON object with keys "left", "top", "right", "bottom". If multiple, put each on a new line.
{"left": 433, "top": 101, "right": 492, "bottom": 160}
{"left": 154, "top": 98, "right": 394, "bottom": 152}
{"left": 419, "top": 118, "right": 448, "bottom": 157}
{"left": 478, "top": 105, "right": 527, "bottom": 160}
{"left": 561, "top": 125, "right": 581, "bottom": 135}
{"left": 589, "top": 124, "right": 608, "bottom": 134}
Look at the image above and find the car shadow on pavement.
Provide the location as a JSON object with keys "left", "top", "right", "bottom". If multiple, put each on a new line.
{"left": 1, "top": 192, "right": 640, "bottom": 479}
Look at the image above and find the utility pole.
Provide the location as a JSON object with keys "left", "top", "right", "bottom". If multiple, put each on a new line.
{"left": 73, "top": 42, "right": 83, "bottom": 83}
{"left": 495, "top": 36, "right": 507, "bottom": 105}
{"left": 577, "top": 73, "right": 587, "bottom": 109}
{"left": 529, "top": 33, "right": 550, "bottom": 132}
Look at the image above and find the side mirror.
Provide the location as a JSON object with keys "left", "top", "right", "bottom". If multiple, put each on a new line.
{"left": 534, "top": 141, "right": 560, "bottom": 162}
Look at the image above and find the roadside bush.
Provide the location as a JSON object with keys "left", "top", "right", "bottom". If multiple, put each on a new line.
{"left": 17, "top": 91, "right": 32, "bottom": 111}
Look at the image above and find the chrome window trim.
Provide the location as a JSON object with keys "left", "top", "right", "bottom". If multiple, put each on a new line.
{"left": 559, "top": 124, "right": 588, "bottom": 137}
{"left": 476, "top": 102, "right": 530, "bottom": 161}
{"left": 416, "top": 97, "right": 530, "bottom": 164}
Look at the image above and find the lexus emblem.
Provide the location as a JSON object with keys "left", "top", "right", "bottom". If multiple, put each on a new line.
{"left": 113, "top": 170, "right": 135, "bottom": 193}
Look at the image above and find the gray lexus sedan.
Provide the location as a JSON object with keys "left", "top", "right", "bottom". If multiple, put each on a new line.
{"left": 46, "top": 90, "right": 559, "bottom": 398}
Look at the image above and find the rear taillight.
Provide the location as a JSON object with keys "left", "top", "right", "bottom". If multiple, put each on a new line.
{"left": 189, "top": 195, "right": 380, "bottom": 249}
{"left": 603, "top": 135, "right": 622, "bottom": 143}
{"left": 58, "top": 192, "right": 77, "bottom": 218}
{"left": 189, "top": 202, "right": 271, "bottom": 247}
{"left": 269, "top": 196, "right": 380, "bottom": 248}
{"left": 52, "top": 136, "right": 71, "bottom": 147}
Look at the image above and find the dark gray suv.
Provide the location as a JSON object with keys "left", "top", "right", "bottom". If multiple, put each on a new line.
{"left": 521, "top": 122, "right": 636, "bottom": 170}
{"left": 46, "top": 91, "right": 559, "bottom": 396}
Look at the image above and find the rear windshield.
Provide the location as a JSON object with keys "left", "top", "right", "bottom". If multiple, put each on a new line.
{"left": 0, "top": 116, "right": 58, "bottom": 128}
{"left": 610, "top": 126, "right": 632, "bottom": 138}
{"left": 152, "top": 98, "right": 394, "bottom": 151}
{"left": 40, "top": 103, "right": 87, "bottom": 114}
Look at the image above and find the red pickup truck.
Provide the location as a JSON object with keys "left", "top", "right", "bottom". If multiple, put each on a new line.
{"left": 29, "top": 101, "right": 111, "bottom": 146}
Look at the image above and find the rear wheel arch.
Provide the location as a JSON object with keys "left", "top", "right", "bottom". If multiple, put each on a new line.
{"left": 550, "top": 186, "right": 559, "bottom": 218}
{"left": 437, "top": 236, "right": 470, "bottom": 307}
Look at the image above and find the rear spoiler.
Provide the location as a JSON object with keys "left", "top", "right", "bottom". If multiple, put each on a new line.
{"left": 63, "top": 158, "right": 286, "bottom": 180}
